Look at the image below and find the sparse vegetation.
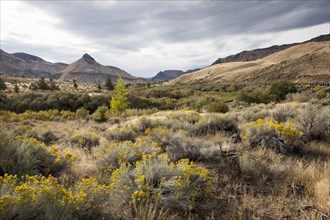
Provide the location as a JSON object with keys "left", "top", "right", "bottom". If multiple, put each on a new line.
{"left": 0, "top": 81, "right": 329, "bottom": 219}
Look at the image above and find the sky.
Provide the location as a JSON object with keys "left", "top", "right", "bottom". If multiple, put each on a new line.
{"left": 1, "top": 1, "right": 329, "bottom": 78}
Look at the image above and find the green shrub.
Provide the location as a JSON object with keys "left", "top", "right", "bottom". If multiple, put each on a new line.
{"left": 207, "top": 102, "right": 229, "bottom": 113}
{"left": 93, "top": 106, "right": 108, "bottom": 122}
{"left": 267, "top": 80, "right": 297, "bottom": 102}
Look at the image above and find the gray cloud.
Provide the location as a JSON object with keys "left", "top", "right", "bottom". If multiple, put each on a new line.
{"left": 2, "top": 0, "right": 329, "bottom": 77}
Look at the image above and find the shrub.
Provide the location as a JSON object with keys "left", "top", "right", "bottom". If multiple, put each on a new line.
{"left": 207, "top": 102, "right": 229, "bottom": 113}
{"left": 267, "top": 80, "right": 297, "bottom": 102}
{"left": 109, "top": 154, "right": 212, "bottom": 214}
{"left": 75, "top": 107, "right": 89, "bottom": 120}
{"left": 0, "top": 175, "right": 110, "bottom": 219}
{"left": 242, "top": 118, "right": 304, "bottom": 154}
{"left": 70, "top": 132, "right": 100, "bottom": 149}
{"left": 272, "top": 105, "right": 296, "bottom": 123}
{"left": 166, "top": 111, "right": 201, "bottom": 124}
{"left": 41, "top": 130, "right": 58, "bottom": 145}
{"left": 93, "top": 106, "right": 108, "bottom": 122}
{"left": 295, "top": 104, "right": 330, "bottom": 141}
{"left": 106, "top": 128, "right": 137, "bottom": 142}
{"left": 0, "top": 130, "right": 69, "bottom": 177}
{"left": 191, "top": 115, "right": 238, "bottom": 135}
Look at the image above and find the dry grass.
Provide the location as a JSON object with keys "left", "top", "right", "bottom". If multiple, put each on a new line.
{"left": 169, "top": 41, "right": 330, "bottom": 85}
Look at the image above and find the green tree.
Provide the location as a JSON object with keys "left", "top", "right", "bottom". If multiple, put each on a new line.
{"left": 110, "top": 78, "right": 128, "bottom": 113}
{"left": 0, "top": 77, "right": 7, "bottom": 91}
{"left": 73, "top": 79, "right": 78, "bottom": 89}
{"left": 14, "top": 84, "right": 19, "bottom": 93}
{"left": 105, "top": 77, "right": 114, "bottom": 90}
{"left": 267, "top": 80, "right": 297, "bottom": 101}
{"left": 37, "top": 77, "right": 50, "bottom": 90}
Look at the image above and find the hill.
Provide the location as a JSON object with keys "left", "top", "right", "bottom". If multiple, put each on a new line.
{"left": 212, "top": 33, "right": 330, "bottom": 65}
{"left": 59, "top": 53, "right": 142, "bottom": 84}
{"left": 151, "top": 70, "right": 184, "bottom": 82}
{"left": 0, "top": 51, "right": 146, "bottom": 83}
{"left": 169, "top": 41, "right": 330, "bottom": 85}
{"left": 0, "top": 50, "right": 68, "bottom": 78}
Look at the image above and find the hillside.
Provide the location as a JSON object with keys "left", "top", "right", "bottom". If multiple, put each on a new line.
{"left": 212, "top": 33, "right": 330, "bottom": 65}
{"left": 0, "top": 51, "right": 147, "bottom": 84}
{"left": 0, "top": 50, "right": 68, "bottom": 78}
{"left": 169, "top": 41, "right": 330, "bottom": 85}
{"left": 151, "top": 70, "right": 184, "bottom": 82}
{"left": 59, "top": 53, "right": 142, "bottom": 84}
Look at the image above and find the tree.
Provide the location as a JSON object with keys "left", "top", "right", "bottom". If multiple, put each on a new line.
{"left": 110, "top": 78, "right": 128, "bottom": 113}
{"left": 73, "top": 79, "right": 78, "bottom": 89}
{"left": 14, "top": 84, "right": 19, "bottom": 93}
{"left": 105, "top": 77, "right": 114, "bottom": 91}
{"left": 267, "top": 80, "right": 297, "bottom": 101}
{"left": 37, "top": 77, "right": 50, "bottom": 90}
{"left": 0, "top": 78, "right": 7, "bottom": 91}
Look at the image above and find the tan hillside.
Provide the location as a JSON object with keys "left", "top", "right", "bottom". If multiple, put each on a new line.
{"left": 59, "top": 53, "right": 142, "bottom": 84}
{"left": 168, "top": 41, "right": 330, "bottom": 85}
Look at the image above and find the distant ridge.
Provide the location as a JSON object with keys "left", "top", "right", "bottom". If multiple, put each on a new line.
{"left": 212, "top": 33, "right": 330, "bottom": 65}
{"left": 0, "top": 51, "right": 146, "bottom": 83}
{"left": 169, "top": 35, "right": 330, "bottom": 85}
{"left": 151, "top": 70, "right": 184, "bottom": 82}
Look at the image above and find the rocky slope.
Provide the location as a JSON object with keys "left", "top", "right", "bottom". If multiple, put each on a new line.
{"left": 151, "top": 70, "right": 184, "bottom": 82}
{"left": 59, "top": 54, "right": 142, "bottom": 84}
{"left": 169, "top": 41, "right": 330, "bottom": 85}
{"left": 0, "top": 50, "right": 67, "bottom": 78}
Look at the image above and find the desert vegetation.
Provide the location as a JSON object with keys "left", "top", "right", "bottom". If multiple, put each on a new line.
{"left": 0, "top": 78, "right": 329, "bottom": 219}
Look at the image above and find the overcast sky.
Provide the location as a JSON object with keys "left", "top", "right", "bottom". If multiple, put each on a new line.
{"left": 1, "top": 1, "right": 329, "bottom": 77}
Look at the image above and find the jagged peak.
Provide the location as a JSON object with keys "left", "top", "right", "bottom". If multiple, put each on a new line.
{"left": 82, "top": 53, "right": 96, "bottom": 64}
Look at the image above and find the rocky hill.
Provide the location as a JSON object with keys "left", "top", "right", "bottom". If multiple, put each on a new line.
{"left": 0, "top": 51, "right": 146, "bottom": 83}
{"left": 59, "top": 54, "right": 142, "bottom": 84}
{"left": 0, "top": 50, "right": 68, "bottom": 78}
{"left": 151, "top": 70, "right": 184, "bottom": 82}
{"left": 212, "top": 34, "right": 330, "bottom": 65}
{"left": 169, "top": 41, "right": 330, "bottom": 85}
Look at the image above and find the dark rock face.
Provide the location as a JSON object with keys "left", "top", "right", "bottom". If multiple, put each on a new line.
{"left": 82, "top": 53, "right": 96, "bottom": 65}
{"left": 151, "top": 70, "right": 184, "bottom": 81}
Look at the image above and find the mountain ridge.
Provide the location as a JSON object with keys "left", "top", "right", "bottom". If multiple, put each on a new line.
{"left": 168, "top": 40, "right": 330, "bottom": 85}
{"left": 212, "top": 34, "right": 330, "bottom": 65}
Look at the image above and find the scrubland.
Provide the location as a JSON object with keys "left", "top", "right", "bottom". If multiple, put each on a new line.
{"left": 0, "top": 80, "right": 329, "bottom": 219}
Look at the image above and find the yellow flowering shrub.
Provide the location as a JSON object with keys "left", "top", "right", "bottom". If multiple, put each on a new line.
{"left": 108, "top": 153, "right": 212, "bottom": 213}
{"left": 0, "top": 130, "right": 69, "bottom": 177}
{"left": 0, "top": 174, "right": 110, "bottom": 219}
{"left": 70, "top": 132, "right": 100, "bottom": 149}
{"left": 242, "top": 119, "right": 304, "bottom": 154}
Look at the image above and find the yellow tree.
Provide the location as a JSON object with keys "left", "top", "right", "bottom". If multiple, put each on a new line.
{"left": 110, "top": 77, "right": 128, "bottom": 113}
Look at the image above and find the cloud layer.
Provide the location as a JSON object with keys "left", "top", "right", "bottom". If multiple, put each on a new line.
{"left": 1, "top": 1, "right": 329, "bottom": 77}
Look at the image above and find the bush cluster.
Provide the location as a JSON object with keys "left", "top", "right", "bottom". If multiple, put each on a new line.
{"left": 0, "top": 130, "right": 69, "bottom": 177}
{"left": 242, "top": 118, "right": 303, "bottom": 154}
{"left": 70, "top": 132, "right": 100, "bottom": 149}
{"left": 0, "top": 92, "right": 110, "bottom": 114}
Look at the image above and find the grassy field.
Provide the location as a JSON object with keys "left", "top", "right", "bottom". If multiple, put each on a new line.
{"left": 0, "top": 78, "right": 329, "bottom": 219}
